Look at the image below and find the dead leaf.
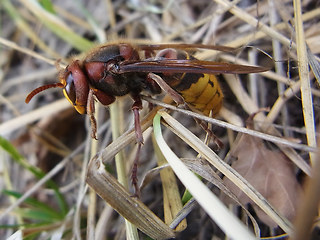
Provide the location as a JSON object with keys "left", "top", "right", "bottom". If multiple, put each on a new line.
{"left": 222, "top": 133, "right": 302, "bottom": 228}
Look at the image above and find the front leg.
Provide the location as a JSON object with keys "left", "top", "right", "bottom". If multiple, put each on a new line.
{"left": 87, "top": 88, "right": 116, "bottom": 139}
{"left": 87, "top": 89, "right": 98, "bottom": 139}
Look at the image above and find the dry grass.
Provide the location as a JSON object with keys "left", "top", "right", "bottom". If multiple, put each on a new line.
{"left": 0, "top": 0, "right": 320, "bottom": 239}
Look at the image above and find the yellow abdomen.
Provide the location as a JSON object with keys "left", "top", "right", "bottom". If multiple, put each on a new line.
{"left": 178, "top": 74, "right": 223, "bottom": 116}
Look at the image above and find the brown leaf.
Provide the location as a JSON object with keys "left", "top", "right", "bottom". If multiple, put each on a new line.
{"left": 223, "top": 133, "right": 302, "bottom": 227}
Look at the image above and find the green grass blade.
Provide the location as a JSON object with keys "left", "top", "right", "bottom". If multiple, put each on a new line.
{"left": 0, "top": 136, "right": 68, "bottom": 215}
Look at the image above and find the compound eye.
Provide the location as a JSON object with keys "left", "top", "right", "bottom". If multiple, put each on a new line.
{"left": 64, "top": 73, "right": 76, "bottom": 104}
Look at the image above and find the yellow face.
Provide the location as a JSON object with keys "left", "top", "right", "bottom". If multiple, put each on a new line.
{"left": 62, "top": 88, "right": 86, "bottom": 114}
{"left": 60, "top": 72, "right": 87, "bottom": 115}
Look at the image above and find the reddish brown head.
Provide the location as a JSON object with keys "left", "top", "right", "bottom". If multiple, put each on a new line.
{"left": 25, "top": 60, "right": 90, "bottom": 114}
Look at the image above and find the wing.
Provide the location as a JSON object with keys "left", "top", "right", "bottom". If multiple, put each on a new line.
{"left": 136, "top": 43, "right": 236, "bottom": 53}
{"left": 118, "top": 59, "right": 270, "bottom": 75}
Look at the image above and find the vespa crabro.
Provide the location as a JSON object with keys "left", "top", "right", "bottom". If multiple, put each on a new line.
{"left": 25, "top": 42, "right": 269, "bottom": 194}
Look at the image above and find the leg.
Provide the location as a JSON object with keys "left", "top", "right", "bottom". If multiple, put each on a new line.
{"left": 87, "top": 89, "right": 116, "bottom": 139}
{"left": 147, "top": 73, "right": 222, "bottom": 148}
{"left": 87, "top": 89, "right": 98, "bottom": 140}
{"left": 193, "top": 116, "right": 224, "bottom": 149}
{"left": 186, "top": 105, "right": 223, "bottom": 149}
{"left": 131, "top": 94, "right": 144, "bottom": 197}
{"left": 147, "top": 73, "right": 185, "bottom": 106}
{"left": 132, "top": 96, "right": 144, "bottom": 144}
